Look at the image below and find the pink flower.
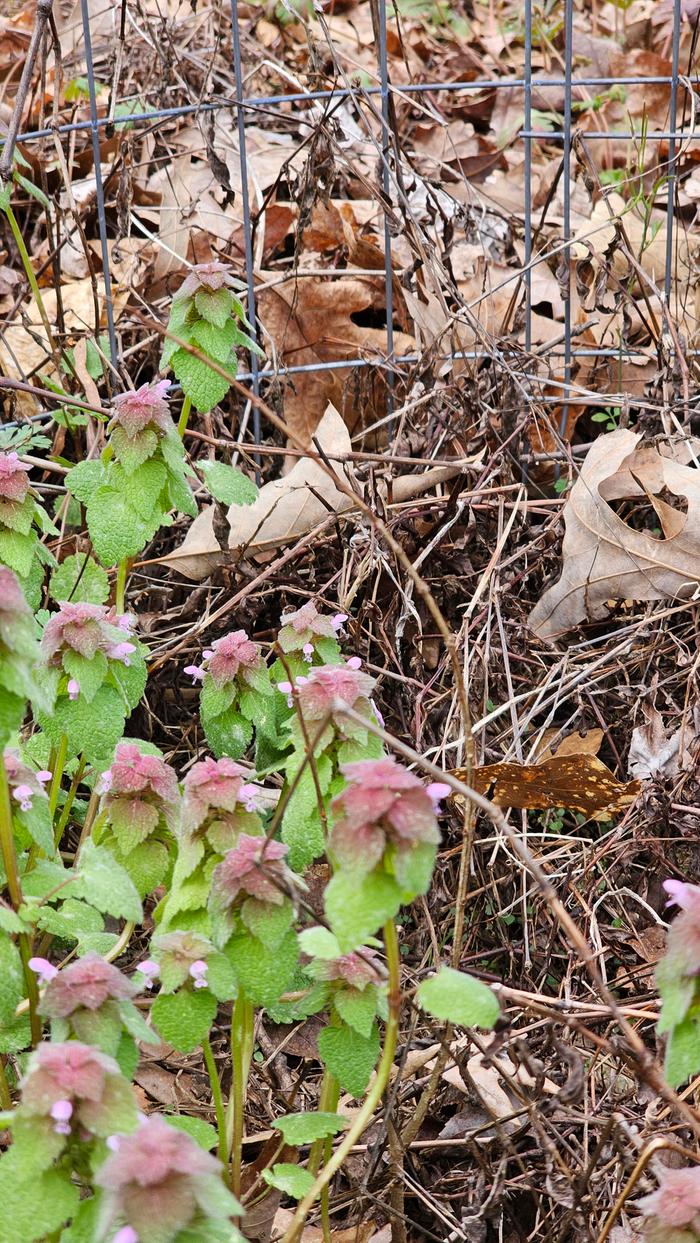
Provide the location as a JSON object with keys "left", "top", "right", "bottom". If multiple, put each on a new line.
{"left": 204, "top": 629, "right": 264, "bottom": 689}
{"left": 108, "top": 641, "right": 136, "bottom": 666}
{"left": 302, "top": 643, "right": 314, "bottom": 662}
{"left": 189, "top": 960, "right": 208, "bottom": 989}
{"left": 181, "top": 756, "right": 257, "bottom": 846}
{"left": 29, "top": 956, "right": 58, "bottom": 984}
{"left": 96, "top": 1114, "right": 234, "bottom": 1243}
{"left": 4, "top": 751, "right": 49, "bottom": 816}
{"left": 637, "top": 1165, "right": 700, "bottom": 1230}
{"left": 67, "top": 678, "right": 80, "bottom": 700}
{"left": 137, "top": 960, "right": 160, "bottom": 990}
{"left": 332, "top": 613, "right": 348, "bottom": 633}
{"left": 278, "top": 601, "right": 338, "bottom": 653}
{"left": 101, "top": 743, "right": 180, "bottom": 840}
{"left": 149, "top": 931, "right": 214, "bottom": 992}
{"left": 113, "top": 1228, "right": 139, "bottom": 1243}
{"left": 426, "top": 782, "right": 451, "bottom": 809}
{"left": 183, "top": 664, "right": 205, "bottom": 684}
{"left": 238, "top": 782, "right": 259, "bottom": 813}
{"left": 111, "top": 380, "right": 173, "bottom": 439}
{"left": 20, "top": 1041, "right": 138, "bottom": 1139}
{"left": 36, "top": 769, "right": 52, "bottom": 786}
{"left": 664, "top": 879, "right": 700, "bottom": 919}
{"left": 293, "top": 662, "right": 376, "bottom": 738}
{"left": 0, "top": 450, "right": 31, "bottom": 503}
{"left": 50, "top": 1098, "right": 73, "bottom": 1135}
{"left": 329, "top": 758, "right": 441, "bottom": 874}
{"left": 210, "top": 834, "right": 293, "bottom": 916}
{"left": 176, "top": 260, "right": 239, "bottom": 300}
{"left": 311, "top": 948, "right": 383, "bottom": 989}
{"left": 42, "top": 601, "right": 113, "bottom": 662}
{"left": 39, "top": 952, "right": 138, "bottom": 1019}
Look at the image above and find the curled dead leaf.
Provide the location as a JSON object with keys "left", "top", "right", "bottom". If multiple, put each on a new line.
{"left": 452, "top": 754, "right": 640, "bottom": 817}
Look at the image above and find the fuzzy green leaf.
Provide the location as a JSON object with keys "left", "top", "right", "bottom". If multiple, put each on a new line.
{"left": 298, "top": 927, "right": 341, "bottom": 960}
{"left": 325, "top": 871, "right": 402, "bottom": 952}
{"left": 0, "top": 1014, "right": 31, "bottom": 1053}
{"left": 417, "top": 967, "right": 500, "bottom": 1030}
{"left": 114, "top": 459, "right": 167, "bottom": 522}
{"left": 334, "top": 986, "right": 379, "bottom": 1038}
{"left": 36, "top": 899, "right": 104, "bottom": 943}
{"left": 240, "top": 897, "right": 294, "bottom": 950}
{"left": 151, "top": 987, "right": 217, "bottom": 1053}
{"left": 273, "top": 1111, "right": 349, "bottom": 1145}
{"left": 39, "top": 684, "right": 126, "bottom": 766}
{"left": 62, "top": 649, "right": 108, "bottom": 704}
{"left": 166, "top": 1114, "right": 219, "bottom": 1150}
{"left": 73, "top": 839, "right": 143, "bottom": 922}
{"left": 199, "top": 461, "right": 258, "bottom": 507}
{"left": 191, "top": 317, "right": 239, "bottom": 363}
{"left": 202, "top": 705, "right": 253, "bottom": 760}
{"left": 664, "top": 1012, "right": 700, "bottom": 1088}
{"left": 172, "top": 348, "right": 232, "bottom": 413}
{"left": 65, "top": 459, "right": 105, "bottom": 503}
{"left": 0, "top": 528, "right": 36, "bottom": 577}
{"left": 226, "top": 929, "right": 299, "bottom": 1007}
{"left": 194, "top": 287, "right": 234, "bottom": 327}
{"left": 317, "top": 1020, "right": 379, "bottom": 1097}
{"left": 116, "top": 838, "right": 170, "bottom": 898}
{"left": 0, "top": 935, "right": 24, "bottom": 1024}
{"left": 86, "top": 487, "right": 150, "bottom": 566}
{"left": 0, "top": 1163, "right": 79, "bottom": 1243}
{"left": 49, "top": 554, "right": 110, "bottom": 605}
{"left": 263, "top": 1163, "right": 315, "bottom": 1199}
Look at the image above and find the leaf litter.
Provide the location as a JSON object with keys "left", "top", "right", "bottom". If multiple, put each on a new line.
{"left": 2, "top": 0, "right": 700, "bottom": 1238}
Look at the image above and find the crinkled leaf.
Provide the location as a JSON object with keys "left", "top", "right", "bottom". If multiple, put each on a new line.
{"left": 0, "top": 1163, "right": 79, "bottom": 1243}
{"left": 334, "top": 985, "right": 379, "bottom": 1038}
{"left": 240, "top": 897, "right": 294, "bottom": 950}
{"left": 116, "top": 838, "right": 170, "bottom": 898}
{"left": 39, "top": 684, "right": 126, "bottom": 766}
{"left": 65, "top": 459, "right": 106, "bottom": 503}
{"left": 108, "top": 646, "right": 148, "bottom": 712}
{"left": 298, "top": 927, "right": 341, "bottom": 960}
{"left": 325, "top": 871, "right": 402, "bottom": 952}
{"left": 417, "top": 967, "right": 499, "bottom": 1030}
{"left": 86, "top": 487, "right": 150, "bottom": 566}
{"left": 317, "top": 1020, "right": 379, "bottom": 1096}
{"left": 49, "top": 554, "right": 109, "bottom": 605}
{"left": 273, "top": 1111, "right": 349, "bottom": 1145}
{"left": 0, "top": 935, "right": 24, "bottom": 1024}
{"left": 0, "top": 1013, "right": 31, "bottom": 1053}
{"left": 194, "top": 287, "right": 234, "bottom": 328}
{"left": 172, "top": 348, "right": 232, "bottom": 414}
{"left": 114, "top": 459, "right": 167, "bottom": 521}
{"left": 226, "top": 929, "right": 298, "bottom": 1008}
{"left": 36, "top": 898, "right": 104, "bottom": 943}
{"left": 62, "top": 649, "right": 108, "bottom": 704}
{"left": 664, "top": 1011, "right": 700, "bottom": 1088}
{"left": 199, "top": 461, "right": 257, "bottom": 507}
{"left": 151, "top": 987, "right": 217, "bottom": 1053}
{"left": 0, "top": 527, "right": 35, "bottom": 576}
{"left": 190, "top": 317, "right": 239, "bottom": 363}
{"left": 73, "top": 839, "right": 143, "bottom": 922}
{"left": 202, "top": 705, "right": 253, "bottom": 760}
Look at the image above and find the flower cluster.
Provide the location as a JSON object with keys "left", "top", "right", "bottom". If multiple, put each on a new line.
{"left": 99, "top": 743, "right": 180, "bottom": 845}
{"left": 42, "top": 602, "right": 139, "bottom": 702}
{"left": 110, "top": 380, "right": 174, "bottom": 440}
{"left": 281, "top": 659, "right": 378, "bottom": 748}
{"left": 3, "top": 749, "right": 51, "bottom": 813}
{"left": 145, "top": 930, "right": 216, "bottom": 993}
{"left": 181, "top": 756, "right": 262, "bottom": 852}
{"left": 20, "top": 1041, "right": 138, "bottom": 1141}
{"left": 184, "top": 628, "right": 265, "bottom": 689}
{"left": 637, "top": 1165, "right": 700, "bottom": 1241}
{"left": 209, "top": 834, "right": 298, "bottom": 941}
{"left": 95, "top": 1114, "right": 240, "bottom": 1243}
{"left": 38, "top": 952, "right": 138, "bottom": 1020}
{"left": 277, "top": 600, "right": 346, "bottom": 659}
{"left": 309, "top": 947, "right": 383, "bottom": 989}
{"left": 175, "top": 260, "right": 242, "bottom": 302}
{"left": 329, "top": 758, "right": 447, "bottom": 883}
{"left": 0, "top": 450, "right": 31, "bottom": 508}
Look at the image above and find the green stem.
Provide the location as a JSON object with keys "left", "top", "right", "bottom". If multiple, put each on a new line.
{"left": 115, "top": 559, "right": 128, "bottom": 615}
{"left": 281, "top": 921, "right": 401, "bottom": 1243}
{"left": 203, "top": 1037, "right": 228, "bottom": 1167}
{"left": 308, "top": 1070, "right": 339, "bottom": 1175}
{"left": 48, "top": 734, "right": 68, "bottom": 819}
{"left": 228, "top": 993, "right": 254, "bottom": 1198}
{"left": 177, "top": 394, "right": 192, "bottom": 439}
{"left": 0, "top": 756, "right": 42, "bottom": 1046}
{"left": 0, "top": 1057, "right": 12, "bottom": 1110}
{"left": 2, "top": 201, "right": 60, "bottom": 363}
{"left": 54, "top": 754, "right": 85, "bottom": 847}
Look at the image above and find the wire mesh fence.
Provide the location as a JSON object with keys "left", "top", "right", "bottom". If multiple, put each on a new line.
{"left": 0, "top": 0, "right": 697, "bottom": 452}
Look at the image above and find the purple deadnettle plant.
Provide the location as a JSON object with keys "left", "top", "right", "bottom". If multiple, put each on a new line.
{"left": 187, "top": 627, "right": 275, "bottom": 762}
{"left": 19, "top": 1041, "right": 138, "bottom": 1144}
{"left": 95, "top": 743, "right": 180, "bottom": 898}
{"left": 656, "top": 878, "right": 700, "bottom": 1087}
{"left": 0, "top": 449, "right": 57, "bottom": 607}
{"left": 636, "top": 1164, "right": 700, "bottom": 1242}
{"left": 37, "top": 952, "right": 155, "bottom": 1057}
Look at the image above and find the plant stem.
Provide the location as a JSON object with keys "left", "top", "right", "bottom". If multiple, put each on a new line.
{"left": 0, "top": 755, "right": 42, "bottom": 1046}
{"left": 0, "top": 1057, "right": 12, "bottom": 1110}
{"left": 54, "top": 754, "right": 85, "bottom": 847}
{"left": 115, "top": 558, "right": 128, "bottom": 614}
{"left": 178, "top": 395, "right": 192, "bottom": 439}
{"left": 202, "top": 1036, "right": 228, "bottom": 1167}
{"left": 2, "top": 201, "right": 60, "bottom": 363}
{"left": 48, "top": 734, "right": 68, "bottom": 819}
{"left": 308, "top": 1070, "right": 339, "bottom": 1175}
{"left": 228, "top": 992, "right": 254, "bottom": 1198}
{"left": 281, "top": 920, "right": 401, "bottom": 1243}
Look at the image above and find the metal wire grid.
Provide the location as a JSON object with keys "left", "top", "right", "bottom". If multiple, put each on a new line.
{"left": 1, "top": 0, "right": 695, "bottom": 437}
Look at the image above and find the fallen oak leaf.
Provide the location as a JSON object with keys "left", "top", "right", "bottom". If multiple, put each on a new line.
{"left": 529, "top": 429, "right": 700, "bottom": 638}
{"left": 451, "top": 754, "right": 640, "bottom": 817}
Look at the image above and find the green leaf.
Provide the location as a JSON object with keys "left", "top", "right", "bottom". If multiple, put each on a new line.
{"left": 194, "top": 287, "right": 234, "bottom": 328}
{"left": 86, "top": 487, "right": 149, "bottom": 566}
{"left": 417, "top": 967, "right": 500, "bottom": 1030}
{"left": 226, "top": 930, "right": 299, "bottom": 1007}
{"left": 0, "top": 528, "right": 36, "bottom": 577}
{"left": 49, "top": 553, "right": 110, "bottom": 605}
{"left": 62, "top": 649, "right": 108, "bottom": 704}
{"left": 199, "top": 461, "right": 258, "bottom": 507}
{"left": 334, "top": 986, "right": 379, "bottom": 1038}
{"left": 0, "top": 907, "right": 28, "bottom": 935}
{"left": 282, "top": 758, "right": 332, "bottom": 871}
{"left": 39, "top": 684, "right": 126, "bottom": 766}
{"left": 202, "top": 705, "right": 253, "bottom": 760}
{"left": 325, "top": 871, "right": 402, "bottom": 952}
{"left": 240, "top": 897, "right": 294, "bottom": 949}
{"left": 114, "top": 459, "right": 167, "bottom": 522}
{"left": 0, "top": 1014, "right": 31, "bottom": 1053}
{"left": 664, "top": 1012, "right": 700, "bottom": 1088}
{"left": 200, "top": 677, "right": 236, "bottom": 718}
{"left": 36, "top": 899, "right": 104, "bottom": 943}
{"left": 317, "top": 1020, "right": 379, "bottom": 1096}
{"left": 161, "top": 298, "right": 195, "bottom": 369}
{"left": 115, "top": 1031, "right": 140, "bottom": 1080}
{"left": 206, "top": 950, "right": 238, "bottom": 1002}
{"left": 273, "top": 1111, "right": 349, "bottom": 1146}
{"left": 108, "top": 646, "right": 148, "bottom": 712}
{"left": 392, "top": 841, "right": 436, "bottom": 899}
{"left": 118, "top": 998, "right": 161, "bottom": 1045}
{"left": 116, "top": 838, "right": 170, "bottom": 898}
{"left": 165, "top": 464, "right": 197, "bottom": 518}
{"left": 191, "top": 317, "right": 239, "bottom": 363}
{"left": 0, "top": 935, "right": 24, "bottom": 1024}
{"left": 65, "top": 459, "right": 105, "bottom": 503}
{"left": 172, "top": 348, "right": 232, "bottom": 414}
{"left": 59, "top": 1193, "right": 100, "bottom": 1243}
{"left": 73, "top": 840, "right": 143, "bottom": 922}
{"left": 657, "top": 955, "right": 696, "bottom": 1032}
{"left": 0, "top": 691, "right": 25, "bottom": 749}
{"left": 263, "top": 1163, "right": 315, "bottom": 1200}
{"left": 166, "top": 1114, "right": 219, "bottom": 1150}
{"left": 151, "top": 988, "right": 217, "bottom": 1054}
{"left": 0, "top": 1164, "right": 79, "bottom": 1243}
{"left": 110, "top": 426, "right": 159, "bottom": 473}
{"left": 298, "top": 927, "right": 341, "bottom": 960}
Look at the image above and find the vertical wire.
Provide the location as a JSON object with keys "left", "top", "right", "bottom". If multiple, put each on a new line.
{"left": 230, "top": 0, "right": 260, "bottom": 453}
{"left": 558, "top": 0, "right": 573, "bottom": 438}
{"left": 664, "top": 0, "right": 682, "bottom": 305}
{"left": 377, "top": 0, "right": 395, "bottom": 434}
{"left": 523, "top": 0, "right": 532, "bottom": 356}
{"left": 79, "top": 0, "right": 117, "bottom": 368}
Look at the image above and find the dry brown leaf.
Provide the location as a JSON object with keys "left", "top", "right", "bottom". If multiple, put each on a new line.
{"left": 160, "top": 506, "right": 225, "bottom": 582}
{"left": 453, "top": 754, "right": 640, "bottom": 817}
{"left": 256, "top": 275, "right": 413, "bottom": 447}
{"left": 533, "top": 727, "right": 604, "bottom": 763}
{"left": 626, "top": 702, "right": 700, "bottom": 780}
{"left": 528, "top": 430, "right": 700, "bottom": 638}
{"left": 443, "top": 1055, "right": 520, "bottom": 1134}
